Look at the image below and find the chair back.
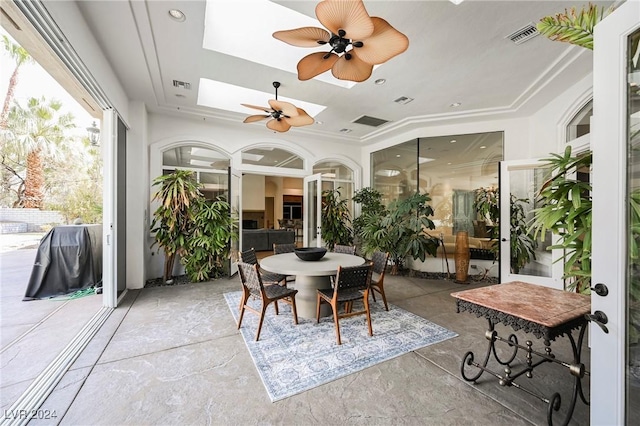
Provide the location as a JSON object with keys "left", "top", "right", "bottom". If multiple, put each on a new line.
{"left": 239, "top": 248, "right": 258, "bottom": 265}
{"left": 237, "top": 261, "right": 264, "bottom": 297}
{"left": 333, "top": 244, "right": 356, "bottom": 255}
{"left": 371, "top": 251, "right": 389, "bottom": 276}
{"left": 335, "top": 263, "right": 373, "bottom": 292}
{"left": 273, "top": 243, "right": 296, "bottom": 254}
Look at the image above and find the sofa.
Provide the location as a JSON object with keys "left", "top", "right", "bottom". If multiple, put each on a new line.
{"left": 242, "top": 229, "right": 295, "bottom": 252}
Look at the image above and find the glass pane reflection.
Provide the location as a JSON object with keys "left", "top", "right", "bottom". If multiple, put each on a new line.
{"left": 626, "top": 27, "right": 640, "bottom": 425}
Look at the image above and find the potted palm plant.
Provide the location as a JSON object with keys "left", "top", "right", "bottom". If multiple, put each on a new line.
{"left": 150, "top": 170, "right": 202, "bottom": 283}
{"left": 530, "top": 146, "right": 592, "bottom": 292}
{"left": 181, "top": 196, "right": 238, "bottom": 282}
{"left": 355, "top": 190, "right": 439, "bottom": 275}
{"left": 321, "top": 187, "right": 353, "bottom": 251}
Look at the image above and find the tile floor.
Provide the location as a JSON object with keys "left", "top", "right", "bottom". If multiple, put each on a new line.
{"left": 1, "top": 249, "right": 591, "bottom": 425}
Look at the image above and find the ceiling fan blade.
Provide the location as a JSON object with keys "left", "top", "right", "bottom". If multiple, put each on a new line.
{"left": 268, "top": 99, "right": 299, "bottom": 118}
{"left": 243, "top": 114, "right": 269, "bottom": 123}
{"left": 273, "top": 27, "right": 330, "bottom": 47}
{"left": 286, "top": 108, "right": 315, "bottom": 127}
{"left": 241, "top": 103, "right": 271, "bottom": 113}
{"left": 331, "top": 52, "right": 373, "bottom": 82}
{"left": 297, "top": 51, "right": 339, "bottom": 81}
{"left": 355, "top": 17, "right": 409, "bottom": 65}
{"left": 316, "top": 0, "right": 374, "bottom": 41}
{"left": 266, "top": 118, "right": 291, "bottom": 133}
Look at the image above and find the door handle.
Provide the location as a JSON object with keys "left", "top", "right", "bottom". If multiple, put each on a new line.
{"left": 585, "top": 310, "right": 609, "bottom": 334}
{"left": 590, "top": 283, "right": 609, "bottom": 297}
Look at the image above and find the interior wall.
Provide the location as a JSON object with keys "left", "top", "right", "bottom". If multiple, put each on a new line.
{"left": 242, "top": 174, "right": 266, "bottom": 210}
{"left": 125, "top": 101, "right": 148, "bottom": 289}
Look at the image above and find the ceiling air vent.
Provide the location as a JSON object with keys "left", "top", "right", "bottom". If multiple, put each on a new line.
{"left": 352, "top": 115, "right": 390, "bottom": 127}
{"left": 393, "top": 96, "right": 414, "bottom": 105}
{"left": 506, "top": 23, "right": 540, "bottom": 45}
{"left": 172, "top": 80, "right": 191, "bottom": 90}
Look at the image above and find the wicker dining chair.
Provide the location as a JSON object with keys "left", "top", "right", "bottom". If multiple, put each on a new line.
{"left": 273, "top": 243, "right": 297, "bottom": 285}
{"left": 236, "top": 261, "right": 299, "bottom": 341}
{"left": 316, "top": 262, "right": 374, "bottom": 345}
{"left": 239, "top": 248, "right": 287, "bottom": 287}
{"left": 370, "top": 251, "right": 391, "bottom": 311}
{"left": 333, "top": 244, "right": 356, "bottom": 255}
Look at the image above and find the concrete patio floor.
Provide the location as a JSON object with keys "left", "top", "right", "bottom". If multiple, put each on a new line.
{"left": 1, "top": 247, "right": 591, "bottom": 425}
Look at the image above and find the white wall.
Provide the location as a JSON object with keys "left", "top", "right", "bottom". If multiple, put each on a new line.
{"left": 242, "top": 175, "right": 266, "bottom": 211}
{"left": 125, "top": 101, "right": 149, "bottom": 289}
{"left": 528, "top": 73, "right": 593, "bottom": 158}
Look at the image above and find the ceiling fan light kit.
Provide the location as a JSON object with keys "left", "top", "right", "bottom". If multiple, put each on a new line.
{"left": 273, "top": 0, "right": 409, "bottom": 82}
{"left": 241, "top": 81, "right": 314, "bottom": 133}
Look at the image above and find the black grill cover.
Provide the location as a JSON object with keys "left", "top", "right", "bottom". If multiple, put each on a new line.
{"left": 23, "top": 225, "right": 102, "bottom": 301}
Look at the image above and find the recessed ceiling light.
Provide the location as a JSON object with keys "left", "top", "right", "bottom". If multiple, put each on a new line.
{"left": 447, "top": 162, "right": 452, "bottom": 165}
{"left": 375, "top": 78, "right": 386, "bottom": 85}
{"left": 396, "top": 154, "right": 401, "bottom": 158}
{"left": 450, "top": 102, "right": 462, "bottom": 107}
{"left": 480, "top": 145, "right": 487, "bottom": 149}
{"left": 339, "top": 128, "right": 352, "bottom": 133}
{"left": 450, "top": 139, "right": 457, "bottom": 143}
{"left": 175, "top": 94, "right": 186, "bottom": 98}
{"left": 168, "top": 9, "right": 186, "bottom": 22}
{"left": 315, "top": 121, "right": 323, "bottom": 125}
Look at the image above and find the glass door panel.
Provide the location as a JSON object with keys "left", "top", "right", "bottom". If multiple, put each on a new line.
{"left": 627, "top": 24, "right": 640, "bottom": 425}
{"left": 304, "top": 174, "right": 322, "bottom": 247}
{"left": 229, "top": 167, "right": 241, "bottom": 276}
{"left": 500, "top": 160, "right": 562, "bottom": 289}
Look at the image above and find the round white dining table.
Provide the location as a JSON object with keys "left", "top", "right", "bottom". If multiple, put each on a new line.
{"left": 259, "top": 252, "right": 365, "bottom": 319}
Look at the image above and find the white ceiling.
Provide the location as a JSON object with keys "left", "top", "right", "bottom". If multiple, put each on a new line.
{"left": 74, "top": 0, "right": 608, "bottom": 143}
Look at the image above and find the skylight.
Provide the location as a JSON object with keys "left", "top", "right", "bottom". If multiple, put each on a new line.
{"left": 197, "top": 79, "right": 326, "bottom": 117}
{"left": 203, "top": 0, "right": 356, "bottom": 88}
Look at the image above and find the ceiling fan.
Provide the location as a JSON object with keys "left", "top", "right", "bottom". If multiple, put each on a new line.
{"left": 273, "top": 0, "right": 409, "bottom": 82}
{"left": 241, "top": 81, "right": 314, "bottom": 133}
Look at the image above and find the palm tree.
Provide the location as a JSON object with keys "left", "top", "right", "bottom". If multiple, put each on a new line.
{"left": 1, "top": 35, "right": 33, "bottom": 129}
{"left": 4, "top": 97, "right": 75, "bottom": 208}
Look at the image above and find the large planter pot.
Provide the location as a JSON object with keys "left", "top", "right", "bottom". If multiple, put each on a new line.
{"left": 454, "top": 231, "right": 470, "bottom": 284}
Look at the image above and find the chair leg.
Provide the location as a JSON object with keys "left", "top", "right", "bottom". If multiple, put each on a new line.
{"left": 363, "top": 290, "right": 373, "bottom": 337}
{"left": 290, "top": 296, "right": 299, "bottom": 325}
{"left": 316, "top": 293, "right": 323, "bottom": 323}
{"left": 371, "top": 289, "right": 377, "bottom": 302}
{"left": 331, "top": 301, "right": 342, "bottom": 345}
{"left": 255, "top": 303, "right": 268, "bottom": 341}
{"left": 237, "top": 288, "right": 249, "bottom": 329}
{"left": 273, "top": 299, "right": 279, "bottom": 315}
{"left": 377, "top": 284, "right": 389, "bottom": 311}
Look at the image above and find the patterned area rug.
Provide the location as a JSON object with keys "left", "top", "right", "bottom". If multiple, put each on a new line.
{"left": 224, "top": 291, "right": 458, "bottom": 402}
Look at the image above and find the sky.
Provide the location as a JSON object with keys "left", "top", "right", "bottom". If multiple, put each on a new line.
{"left": 0, "top": 27, "right": 95, "bottom": 135}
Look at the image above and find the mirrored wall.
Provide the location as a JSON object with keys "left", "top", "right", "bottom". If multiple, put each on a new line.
{"left": 371, "top": 132, "right": 503, "bottom": 237}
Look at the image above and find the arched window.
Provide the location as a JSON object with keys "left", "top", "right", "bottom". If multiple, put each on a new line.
{"left": 162, "top": 145, "right": 230, "bottom": 200}
{"left": 241, "top": 147, "right": 303, "bottom": 170}
{"left": 566, "top": 99, "right": 593, "bottom": 143}
{"left": 314, "top": 160, "right": 356, "bottom": 215}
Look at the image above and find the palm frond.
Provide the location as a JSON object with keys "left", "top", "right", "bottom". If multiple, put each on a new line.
{"left": 537, "top": 3, "right": 612, "bottom": 50}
